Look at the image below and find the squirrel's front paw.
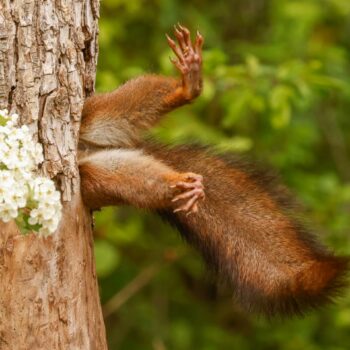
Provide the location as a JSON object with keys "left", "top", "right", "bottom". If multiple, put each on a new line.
{"left": 166, "top": 24, "right": 204, "bottom": 100}
{"left": 170, "top": 172, "right": 205, "bottom": 214}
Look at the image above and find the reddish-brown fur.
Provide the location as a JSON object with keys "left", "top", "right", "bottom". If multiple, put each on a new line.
{"left": 79, "top": 149, "right": 204, "bottom": 211}
{"left": 147, "top": 144, "right": 349, "bottom": 316}
{"left": 78, "top": 26, "right": 349, "bottom": 317}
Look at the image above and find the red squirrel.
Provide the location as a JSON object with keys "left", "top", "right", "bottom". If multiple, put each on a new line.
{"left": 78, "top": 25, "right": 349, "bottom": 317}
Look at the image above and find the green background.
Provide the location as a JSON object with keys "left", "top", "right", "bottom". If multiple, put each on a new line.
{"left": 94, "top": 0, "right": 350, "bottom": 349}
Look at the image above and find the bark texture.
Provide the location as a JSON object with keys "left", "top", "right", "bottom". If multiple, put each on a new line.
{"left": 0, "top": 0, "right": 107, "bottom": 349}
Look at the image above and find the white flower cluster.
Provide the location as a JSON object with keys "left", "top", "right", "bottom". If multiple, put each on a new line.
{"left": 0, "top": 109, "right": 62, "bottom": 235}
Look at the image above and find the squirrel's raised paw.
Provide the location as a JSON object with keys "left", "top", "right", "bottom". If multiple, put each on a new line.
{"left": 166, "top": 24, "right": 204, "bottom": 100}
{"left": 171, "top": 172, "right": 205, "bottom": 214}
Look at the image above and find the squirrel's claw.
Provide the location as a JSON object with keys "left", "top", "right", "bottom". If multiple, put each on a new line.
{"left": 166, "top": 24, "right": 203, "bottom": 100}
{"left": 172, "top": 188, "right": 204, "bottom": 202}
{"left": 172, "top": 172, "right": 205, "bottom": 214}
{"left": 167, "top": 25, "right": 203, "bottom": 74}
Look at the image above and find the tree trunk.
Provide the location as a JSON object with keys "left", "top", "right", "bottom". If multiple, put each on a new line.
{"left": 0, "top": 1, "right": 107, "bottom": 349}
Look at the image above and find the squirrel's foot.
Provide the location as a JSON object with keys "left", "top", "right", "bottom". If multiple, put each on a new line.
{"left": 171, "top": 172, "right": 205, "bottom": 214}
{"left": 166, "top": 24, "right": 204, "bottom": 100}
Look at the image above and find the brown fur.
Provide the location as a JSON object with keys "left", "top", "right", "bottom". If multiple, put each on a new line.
{"left": 146, "top": 144, "right": 349, "bottom": 316}
{"left": 78, "top": 27, "right": 348, "bottom": 317}
{"left": 80, "top": 75, "right": 183, "bottom": 149}
{"left": 79, "top": 149, "right": 201, "bottom": 211}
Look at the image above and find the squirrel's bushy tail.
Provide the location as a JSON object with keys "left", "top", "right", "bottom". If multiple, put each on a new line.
{"left": 146, "top": 143, "right": 349, "bottom": 317}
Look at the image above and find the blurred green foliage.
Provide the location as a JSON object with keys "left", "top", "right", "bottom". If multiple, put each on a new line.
{"left": 94, "top": 0, "right": 350, "bottom": 349}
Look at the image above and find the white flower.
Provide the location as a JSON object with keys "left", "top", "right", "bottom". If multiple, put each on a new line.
{"left": 0, "top": 125, "right": 11, "bottom": 135}
{"left": 0, "top": 110, "right": 62, "bottom": 234}
{"left": 44, "top": 216, "right": 60, "bottom": 232}
{"left": 28, "top": 208, "right": 42, "bottom": 225}
{"left": 0, "top": 109, "right": 9, "bottom": 116}
{"left": 0, "top": 170, "right": 14, "bottom": 185}
{"left": 0, "top": 202, "right": 18, "bottom": 222}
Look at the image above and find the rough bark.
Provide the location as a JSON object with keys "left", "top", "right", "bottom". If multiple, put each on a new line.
{"left": 0, "top": 1, "right": 107, "bottom": 349}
